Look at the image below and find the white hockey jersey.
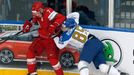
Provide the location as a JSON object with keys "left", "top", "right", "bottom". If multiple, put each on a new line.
{"left": 54, "top": 25, "right": 90, "bottom": 49}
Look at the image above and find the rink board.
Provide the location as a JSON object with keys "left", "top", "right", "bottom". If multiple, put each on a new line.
{"left": 0, "top": 68, "right": 79, "bottom": 75}
{"left": 0, "top": 22, "right": 134, "bottom": 75}
{"left": 83, "top": 26, "right": 134, "bottom": 75}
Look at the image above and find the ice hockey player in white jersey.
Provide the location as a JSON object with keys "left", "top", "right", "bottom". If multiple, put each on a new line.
{"left": 54, "top": 12, "right": 129, "bottom": 75}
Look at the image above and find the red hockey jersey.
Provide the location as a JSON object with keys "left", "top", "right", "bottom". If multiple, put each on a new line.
{"left": 32, "top": 7, "right": 65, "bottom": 38}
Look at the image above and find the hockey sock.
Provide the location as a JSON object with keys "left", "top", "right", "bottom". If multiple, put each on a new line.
{"left": 78, "top": 60, "right": 89, "bottom": 75}
{"left": 49, "top": 59, "right": 64, "bottom": 75}
{"left": 99, "top": 64, "right": 120, "bottom": 75}
{"left": 27, "top": 58, "right": 37, "bottom": 73}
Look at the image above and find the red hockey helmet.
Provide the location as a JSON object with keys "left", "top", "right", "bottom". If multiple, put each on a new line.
{"left": 32, "top": 1, "right": 44, "bottom": 12}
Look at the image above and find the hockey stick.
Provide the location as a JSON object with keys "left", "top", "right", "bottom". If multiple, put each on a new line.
{"left": 0, "top": 30, "right": 23, "bottom": 44}
{"left": 0, "top": 29, "right": 38, "bottom": 44}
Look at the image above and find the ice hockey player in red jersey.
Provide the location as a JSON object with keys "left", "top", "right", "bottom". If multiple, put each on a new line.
{"left": 22, "top": 1, "right": 65, "bottom": 75}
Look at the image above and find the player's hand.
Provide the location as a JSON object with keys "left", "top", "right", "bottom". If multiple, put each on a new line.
{"left": 22, "top": 20, "right": 32, "bottom": 33}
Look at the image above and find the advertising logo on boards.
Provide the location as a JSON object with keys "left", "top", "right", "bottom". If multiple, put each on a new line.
{"left": 102, "top": 39, "right": 122, "bottom": 67}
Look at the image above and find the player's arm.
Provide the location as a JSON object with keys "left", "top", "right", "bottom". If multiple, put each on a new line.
{"left": 67, "top": 12, "right": 80, "bottom": 24}
{"left": 47, "top": 8, "right": 65, "bottom": 36}
{"left": 22, "top": 18, "right": 37, "bottom": 33}
{"left": 54, "top": 37, "right": 70, "bottom": 49}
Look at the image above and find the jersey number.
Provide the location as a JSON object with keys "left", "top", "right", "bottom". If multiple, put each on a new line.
{"left": 72, "top": 26, "right": 87, "bottom": 43}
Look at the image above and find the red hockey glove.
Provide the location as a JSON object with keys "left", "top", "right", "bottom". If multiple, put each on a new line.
{"left": 48, "top": 23, "right": 60, "bottom": 37}
{"left": 48, "top": 25, "right": 56, "bottom": 36}
{"left": 22, "top": 20, "right": 32, "bottom": 33}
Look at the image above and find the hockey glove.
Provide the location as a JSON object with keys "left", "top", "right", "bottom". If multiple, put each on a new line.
{"left": 22, "top": 20, "right": 32, "bottom": 33}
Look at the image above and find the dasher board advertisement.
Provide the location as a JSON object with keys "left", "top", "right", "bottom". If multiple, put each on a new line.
{"left": 84, "top": 26, "right": 134, "bottom": 75}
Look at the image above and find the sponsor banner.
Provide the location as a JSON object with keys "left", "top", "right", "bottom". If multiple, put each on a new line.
{"left": 85, "top": 27, "right": 134, "bottom": 75}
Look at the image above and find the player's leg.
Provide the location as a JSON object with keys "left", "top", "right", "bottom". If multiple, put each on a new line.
{"left": 78, "top": 60, "right": 89, "bottom": 75}
{"left": 27, "top": 50, "right": 37, "bottom": 75}
{"left": 99, "top": 64, "right": 129, "bottom": 75}
{"left": 92, "top": 38, "right": 120, "bottom": 75}
{"left": 94, "top": 47, "right": 129, "bottom": 75}
{"left": 45, "top": 39, "right": 64, "bottom": 75}
{"left": 27, "top": 38, "right": 43, "bottom": 75}
{"left": 48, "top": 58, "right": 64, "bottom": 75}
{"left": 78, "top": 39, "right": 99, "bottom": 75}
{"left": 99, "top": 64, "right": 118, "bottom": 75}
